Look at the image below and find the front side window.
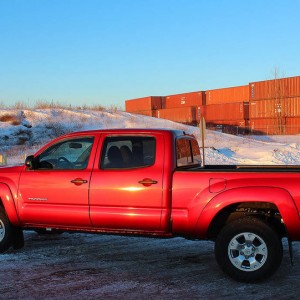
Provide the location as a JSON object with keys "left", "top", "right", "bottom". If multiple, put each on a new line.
{"left": 101, "top": 136, "right": 156, "bottom": 169}
{"left": 37, "top": 137, "right": 94, "bottom": 170}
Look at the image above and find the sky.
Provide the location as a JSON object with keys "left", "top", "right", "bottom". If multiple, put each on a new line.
{"left": 0, "top": 0, "right": 299, "bottom": 109}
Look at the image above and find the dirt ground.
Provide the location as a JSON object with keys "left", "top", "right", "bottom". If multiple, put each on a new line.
{"left": 1, "top": 231, "right": 300, "bottom": 299}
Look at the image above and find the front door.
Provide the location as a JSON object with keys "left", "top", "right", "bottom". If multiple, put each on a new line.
{"left": 18, "top": 135, "right": 96, "bottom": 227}
{"left": 89, "top": 133, "right": 165, "bottom": 232}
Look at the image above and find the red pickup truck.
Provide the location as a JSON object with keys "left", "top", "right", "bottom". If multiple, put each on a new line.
{"left": 1, "top": 128, "right": 300, "bottom": 282}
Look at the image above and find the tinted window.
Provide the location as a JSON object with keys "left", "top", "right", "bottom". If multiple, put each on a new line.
{"left": 177, "top": 139, "right": 192, "bottom": 166}
{"left": 101, "top": 136, "right": 156, "bottom": 169}
{"left": 191, "top": 139, "right": 202, "bottom": 165}
{"left": 176, "top": 138, "right": 201, "bottom": 167}
{"left": 37, "top": 137, "right": 94, "bottom": 170}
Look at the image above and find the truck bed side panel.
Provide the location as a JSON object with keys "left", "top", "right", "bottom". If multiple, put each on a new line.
{"left": 171, "top": 170, "right": 300, "bottom": 239}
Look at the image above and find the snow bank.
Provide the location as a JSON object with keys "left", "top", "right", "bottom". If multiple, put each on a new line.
{"left": 0, "top": 108, "right": 300, "bottom": 165}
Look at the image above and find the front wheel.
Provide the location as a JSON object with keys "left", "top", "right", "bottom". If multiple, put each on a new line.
{"left": 215, "top": 217, "right": 283, "bottom": 282}
{"left": 0, "top": 207, "right": 13, "bottom": 252}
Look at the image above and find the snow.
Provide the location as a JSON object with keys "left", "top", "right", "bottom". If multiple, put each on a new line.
{"left": 1, "top": 107, "right": 300, "bottom": 166}
{"left": 1, "top": 108, "right": 300, "bottom": 298}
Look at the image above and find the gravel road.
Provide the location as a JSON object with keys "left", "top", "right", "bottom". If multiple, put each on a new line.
{"left": 1, "top": 231, "right": 300, "bottom": 299}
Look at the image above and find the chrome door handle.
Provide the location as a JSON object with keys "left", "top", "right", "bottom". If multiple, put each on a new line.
{"left": 138, "top": 178, "right": 158, "bottom": 186}
{"left": 71, "top": 178, "right": 88, "bottom": 186}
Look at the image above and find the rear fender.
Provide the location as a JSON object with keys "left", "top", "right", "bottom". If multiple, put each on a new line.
{"left": 194, "top": 187, "right": 300, "bottom": 240}
{"left": 0, "top": 183, "right": 20, "bottom": 226}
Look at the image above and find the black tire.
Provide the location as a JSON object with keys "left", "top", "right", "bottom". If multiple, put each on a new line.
{"left": 215, "top": 217, "right": 283, "bottom": 282}
{"left": 0, "top": 207, "right": 13, "bottom": 253}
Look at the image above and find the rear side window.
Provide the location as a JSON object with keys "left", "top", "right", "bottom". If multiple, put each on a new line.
{"left": 100, "top": 136, "right": 156, "bottom": 169}
{"left": 176, "top": 138, "right": 201, "bottom": 167}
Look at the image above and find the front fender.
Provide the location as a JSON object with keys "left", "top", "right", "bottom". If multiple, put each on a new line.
{"left": 0, "top": 183, "right": 21, "bottom": 226}
{"left": 194, "top": 187, "right": 300, "bottom": 240}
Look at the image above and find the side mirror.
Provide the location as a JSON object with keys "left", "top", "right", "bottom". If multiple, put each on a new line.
{"left": 25, "top": 155, "right": 35, "bottom": 170}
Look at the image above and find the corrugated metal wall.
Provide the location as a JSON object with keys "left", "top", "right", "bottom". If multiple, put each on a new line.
{"left": 205, "top": 102, "right": 249, "bottom": 121}
{"left": 286, "top": 117, "right": 300, "bottom": 134}
{"left": 157, "top": 107, "right": 197, "bottom": 124}
{"left": 125, "top": 76, "right": 300, "bottom": 135}
{"left": 165, "top": 91, "right": 205, "bottom": 108}
{"left": 250, "top": 76, "right": 300, "bottom": 100}
{"left": 249, "top": 97, "right": 300, "bottom": 119}
{"left": 206, "top": 85, "right": 249, "bottom": 105}
{"left": 125, "top": 96, "right": 164, "bottom": 112}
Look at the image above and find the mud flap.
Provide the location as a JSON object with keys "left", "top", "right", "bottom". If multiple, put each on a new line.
{"left": 12, "top": 227, "right": 24, "bottom": 250}
{"left": 288, "top": 239, "right": 294, "bottom": 266}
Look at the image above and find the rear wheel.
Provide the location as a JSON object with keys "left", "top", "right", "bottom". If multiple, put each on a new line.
{"left": 215, "top": 217, "right": 283, "bottom": 282}
{"left": 0, "top": 207, "right": 13, "bottom": 252}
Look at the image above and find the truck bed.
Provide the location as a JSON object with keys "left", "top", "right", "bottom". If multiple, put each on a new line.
{"left": 191, "top": 165, "right": 300, "bottom": 172}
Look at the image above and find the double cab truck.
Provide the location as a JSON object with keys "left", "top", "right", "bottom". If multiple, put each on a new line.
{"left": 1, "top": 128, "right": 300, "bottom": 282}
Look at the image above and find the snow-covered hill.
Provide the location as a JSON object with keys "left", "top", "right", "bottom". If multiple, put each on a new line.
{"left": 1, "top": 108, "right": 300, "bottom": 165}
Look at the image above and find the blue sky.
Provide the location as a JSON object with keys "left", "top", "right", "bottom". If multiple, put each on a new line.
{"left": 0, "top": 0, "right": 299, "bottom": 109}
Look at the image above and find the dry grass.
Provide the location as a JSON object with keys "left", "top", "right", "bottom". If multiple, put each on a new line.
{"left": 0, "top": 113, "right": 21, "bottom": 125}
{"left": 1, "top": 100, "right": 123, "bottom": 112}
{"left": 6, "top": 101, "right": 31, "bottom": 110}
{"left": 0, "top": 114, "right": 15, "bottom": 122}
{"left": 34, "top": 100, "right": 69, "bottom": 110}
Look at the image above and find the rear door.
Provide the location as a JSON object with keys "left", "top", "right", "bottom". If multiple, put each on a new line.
{"left": 89, "top": 133, "right": 165, "bottom": 232}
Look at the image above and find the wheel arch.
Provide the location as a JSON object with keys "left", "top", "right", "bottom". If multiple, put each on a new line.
{"left": 0, "top": 183, "right": 21, "bottom": 226}
{"left": 194, "top": 186, "right": 300, "bottom": 240}
{"left": 206, "top": 201, "right": 285, "bottom": 240}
